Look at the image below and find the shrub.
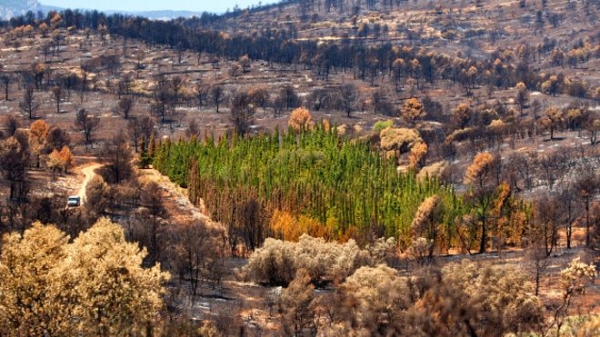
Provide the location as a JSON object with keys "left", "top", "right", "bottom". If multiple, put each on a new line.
{"left": 372, "top": 119, "right": 394, "bottom": 132}
{"left": 318, "top": 259, "right": 544, "bottom": 336}
{"left": 379, "top": 127, "right": 422, "bottom": 153}
{"left": 243, "top": 234, "right": 396, "bottom": 286}
{"left": 288, "top": 107, "right": 312, "bottom": 132}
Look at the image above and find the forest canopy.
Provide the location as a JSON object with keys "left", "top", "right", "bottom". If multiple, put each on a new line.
{"left": 153, "top": 123, "right": 467, "bottom": 249}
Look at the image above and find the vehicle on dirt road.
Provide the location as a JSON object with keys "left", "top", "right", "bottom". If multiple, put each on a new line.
{"left": 67, "top": 196, "right": 81, "bottom": 207}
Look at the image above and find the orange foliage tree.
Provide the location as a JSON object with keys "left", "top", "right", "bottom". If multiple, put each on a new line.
{"left": 408, "top": 141, "right": 428, "bottom": 170}
{"left": 401, "top": 97, "right": 425, "bottom": 126}
{"left": 288, "top": 107, "right": 312, "bottom": 132}
{"left": 464, "top": 152, "right": 502, "bottom": 253}
{"left": 540, "top": 106, "right": 564, "bottom": 140}
{"left": 47, "top": 146, "right": 75, "bottom": 174}
{"left": 270, "top": 210, "right": 334, "bottom": 242}
{"left": 29, "top": 120, "right": 49, "bottom": 168}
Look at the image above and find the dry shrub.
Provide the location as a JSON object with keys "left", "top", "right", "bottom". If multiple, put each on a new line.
{"left": 113, "top": 179, "right": 141, "bottom": 209}
{"left": 379, "top": 127, "right": 421, "bottom": 153}
{"left": 316, "top": 259, "right": 545, "bottom": 336}
{"left": 402, "top": 97, "right": 425, "bottom": 125}
{"left": 84, "top": 175, "right": 109, "bottom": 217}
{"left": 244, "top": 234, "right": 395, "bottom": 286}
{"left": 416, "top": 161, "right": 447, "bottom": 181}
{"left": 464, "top": 151, "right": 497, "bottom": 186}
{"left": 335, "top": 124, "right": 347, "bottom": 135}
{"left": 288, "top": 107, "right": 312, "bottom": 132}
{"left": 407, "top": 237, "right": 433, "bottom": 265}
{"left": 316, "top": 264, "right": 444, "bottom": 336}
{"left": 569, "top": 315, "right": 600, "bottom": 337}
{"left": 440, "top": 259, "right": 545, "bottom": 335}
{"left": 129, "top": 80, "right": 153, "bottom": 96}
{"left": 453, "top": 101, "right": 474, "bottom": 129}
{"left": 279, "top": 269, "right": 315, "bottom": 336}
{"left": 408, "top": 141, "right": 428, "bottom": 170}
{"left": 336, "top": 265, "right": 409, "bottom": 333}
{"left": 445, "top": 126, "right": 476, "bottom": 143}
{"left": 243, "top": 238, "right": 296, "bottom": 286}
{"left": 410, "top": 195, "right": 441, "bottom": 239}
{"left": 0, "top": 219, "right": 169, "bottom": 335}
{"left": 488, "top": 119, "right": 506, "bottom": 128}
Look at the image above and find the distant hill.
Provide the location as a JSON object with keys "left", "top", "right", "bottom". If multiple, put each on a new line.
{"left": 0, "top": 0, "right": 43, "bottom": 20}
{"left": 0, "top": 0, "right": 206, "bottom": 21}
{"left": 106, "top": 9, "right": 205, "bottom": 20}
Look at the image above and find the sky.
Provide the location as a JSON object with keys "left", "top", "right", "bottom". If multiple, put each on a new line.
{"left": 41, "top": 0, "right": 278, "bottom": 14}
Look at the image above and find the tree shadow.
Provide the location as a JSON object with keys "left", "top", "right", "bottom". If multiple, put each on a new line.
{"left": 543, "top": 137, "right": 566, "bottom": 142}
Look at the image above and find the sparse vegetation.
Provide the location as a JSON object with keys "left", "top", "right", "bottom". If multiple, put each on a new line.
{"left": 0, "top": 0, "right": 598, "bottom": 334}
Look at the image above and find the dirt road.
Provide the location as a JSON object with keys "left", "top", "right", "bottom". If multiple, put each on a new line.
{"left": 76, "top": 163, "right": 103, "bottom": 205}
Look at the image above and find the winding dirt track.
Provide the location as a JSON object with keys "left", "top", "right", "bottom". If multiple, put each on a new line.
{"left": 71, "top": 162, "right": 220, "bottom": 229}
{"left": 76, "top": 163, "right": 102, "bottom": 205}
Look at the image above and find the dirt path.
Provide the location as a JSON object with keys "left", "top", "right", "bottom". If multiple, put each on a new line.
{"left": 70, "top": 162, "right": 217, "bottom": 227}
{"left": 76, "top": 163, "right": 103, "bottom": 204}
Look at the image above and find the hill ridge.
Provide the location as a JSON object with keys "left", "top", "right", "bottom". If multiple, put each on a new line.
{"left": 0, "top": 0, "right": 42, "bottom": 20}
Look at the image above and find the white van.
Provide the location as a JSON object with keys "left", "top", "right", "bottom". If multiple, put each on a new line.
{"left": 67, "top": 196, "right": 81, "bottom": 207}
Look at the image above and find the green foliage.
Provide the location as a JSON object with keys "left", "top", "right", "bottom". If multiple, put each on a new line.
{"left": 372, "top": 119, "right": 394, "bottom": 132}
{"left": 154, "top": 124, "right": 464, "bottom": 244}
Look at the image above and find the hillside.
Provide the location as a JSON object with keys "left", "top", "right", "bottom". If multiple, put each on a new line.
{"left": 0, "top": 1, "right": 598, "bottom": 335}
{"left": 0, "top": 0, "right": 42, "bottom": 20}
{"left": 219, "top": 0, "right": 598, "bottom": 49}
{"left": 211, "top": 0, "right": 599, "bottom": 88}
